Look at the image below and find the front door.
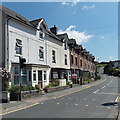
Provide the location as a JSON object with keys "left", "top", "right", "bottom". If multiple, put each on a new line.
{"left": 38, "top": 70, "right": 42, "bottom": 89}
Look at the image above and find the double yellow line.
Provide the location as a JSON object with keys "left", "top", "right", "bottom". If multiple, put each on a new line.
{"left": 0, "top": 103, "right": 39, "bottom": 116}
{"left": 1, "top": 78, "right": 106, "bottom": 116}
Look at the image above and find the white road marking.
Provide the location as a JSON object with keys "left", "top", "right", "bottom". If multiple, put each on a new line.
{"left": 84, "top": 99, "right": 87, "bottom": 100}
{"left": 41, "top": 103, "right": 44, "bottom": 104}
{"left": 96, "top": 106, "right": 98, "bottom": 107}
{"left": 107, "top": 107, "right": 111, "bottom": 109}
{"left": 106, "top": 81, "right": 113, "bottom": 86}
{"left": 69, "top": 98, "right": 71, "bottom": 100}
{"left": 102, "top": 81, "right": 112, "bottom": 89}
{"left": 57, "top": 103, "right": 60, "bottom": 105}
{"left": 92, "top": 99, "right": 96, "bottom": 101}
{"left": 75, "top": 104, "right": 78, "bottom": 106}
{"left": 93, "top": 90, "right": 100, "bottom": 93}
{"left": 66, "top": 103, "right": 68, "bottom": 105}
{"left": 85, "top": 105, "right": 88, "bottom": 107}
{"left": 102, "top": 86, "right": 106, "bottom": 89}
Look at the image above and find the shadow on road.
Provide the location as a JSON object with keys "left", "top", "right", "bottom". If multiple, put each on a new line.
{"left": 101, "top": 102, "right": 118, "bottom": 106}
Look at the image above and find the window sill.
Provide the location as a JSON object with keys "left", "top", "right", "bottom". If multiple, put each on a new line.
{"left": 39, "top": 38, "right": 44, "bottom": 42}
{"left": 15, "top": 54, "right": 22, "bottom": 57}
{"left": 33, "top": 81, "right": 37, "bottom": 83}
{"left": 43, "top": 80, "right": 47, "bottom": 82}
{"left": 39, "top": 59, "right": 44, "bottom": 61}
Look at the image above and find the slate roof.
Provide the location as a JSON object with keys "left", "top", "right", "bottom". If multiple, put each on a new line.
{"left": 68, "top": 39, "right": 76, "bottom": 45}
{"left": 74, "top": 45, "right": 83, "bottom": 50}
{"left": 46, "top": 30, "right": 62, "bottom": 41}
{"left": 30, "top": 18, "right": 43, "bottom": 27}
{"left": 57, "top": 33, "right": 69, "bottom": 42}
{"left": 1, "top": 5, "right": 61, "bottom": 41}
{"left": 0, "top": 5, "right": 37, "bottom": 29}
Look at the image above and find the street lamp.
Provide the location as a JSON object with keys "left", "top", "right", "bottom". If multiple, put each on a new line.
{"left": 19, "top": 56, "right": 26, "bottom": 100}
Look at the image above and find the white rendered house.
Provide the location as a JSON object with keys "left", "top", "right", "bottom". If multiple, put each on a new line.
{"left": 1, "top": 6, "right": 50, "bottom": 88}
{"left": 46, "top": 26, "right": 71, "bottom": 81}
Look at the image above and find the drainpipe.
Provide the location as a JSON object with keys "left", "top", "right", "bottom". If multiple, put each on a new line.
{"left": 6, "top": 16, "right": 11, "bottom": 70}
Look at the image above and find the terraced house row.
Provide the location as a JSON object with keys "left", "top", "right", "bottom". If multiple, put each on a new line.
{"left": 0, "top": 6, "right": 96, "bottom": 89}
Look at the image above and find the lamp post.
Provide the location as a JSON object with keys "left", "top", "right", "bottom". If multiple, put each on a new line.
{"left": 19, "top": 57, "right": 26, "bottom": 100}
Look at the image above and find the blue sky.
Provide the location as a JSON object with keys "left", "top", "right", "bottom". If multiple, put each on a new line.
{"left": 2, "top": 2, "right": 118, "bottom": 62}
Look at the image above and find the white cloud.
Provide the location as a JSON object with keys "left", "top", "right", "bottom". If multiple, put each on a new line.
{"left": 82, "top": 5, "right": 95, "bottom": 11}
{"left": 101, "top": 36, "right": 105, "bottom": 39}
{"left": 61, "top": 0, "right": 80, "bottom": 6}
{"left": 95, "top": 57, "right": 100, "bottom": 61}
{"left": 109, "top": 56, "right": 113, "bottom": 60}
{"left": 71, "top": 0, "right": 80, "bottom": 6}
{"left": 61, "top": 2, "right": 70, "bottom": 6}
{"left": 58, "top": 25, "right": 94, "bottom": 44}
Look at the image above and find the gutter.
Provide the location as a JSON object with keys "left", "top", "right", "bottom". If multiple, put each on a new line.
{"left": 6, "top": 16, "right": 11, "bottom": 70}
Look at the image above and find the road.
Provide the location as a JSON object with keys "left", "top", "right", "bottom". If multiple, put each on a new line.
{"left": 2, "top": 74, "right": 119, "bottom": 119}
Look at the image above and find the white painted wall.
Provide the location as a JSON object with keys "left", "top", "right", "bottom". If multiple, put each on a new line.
{"left": 61, "top": 42, "right": 70, "bottom": 69}
{"left": 8, "top": 19, "right": 47, "bottom": 68}
{"left": 7, "top": 19, "right": 49, "bottom": 87}
{"left": 46, "top": 35, "right": 70, "bottom": 69}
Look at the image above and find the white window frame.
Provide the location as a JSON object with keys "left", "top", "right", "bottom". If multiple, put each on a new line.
{"left": 39, "top": 28, "right": 45, "bottom": 39}
{"left": 15, "top": 39, "right": 22, "bottom": 55}
{"left": 33, "top": 70, "right": 36, "bottom": 82}
{"left": 39, "top": 46, "right": 44, "bottom": 60}
{"left": 52, "top": 50, "right": 56, "bottom": 63}
{"left": 43, "top": 71, "right": 47, "bottom": 81}
{"left": 65, "top": 54, "right": 67, "bottom": 65}
{"left": 21, "top": 67, "right": 27, "bottom": 84}
{"left": 14, "top": 66, "right": 20, "bottom": 85}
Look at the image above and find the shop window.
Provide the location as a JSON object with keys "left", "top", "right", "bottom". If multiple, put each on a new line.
{"left": 14, "top": 66, "right": 27, "bottom": 84}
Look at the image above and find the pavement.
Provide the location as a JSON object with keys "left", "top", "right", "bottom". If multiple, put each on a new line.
{"left": 1, "top": 74, "right": 119, "bottom": 119}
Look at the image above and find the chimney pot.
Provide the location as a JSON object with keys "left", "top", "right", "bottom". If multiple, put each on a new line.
{"left": 50, "top": 25, "right": 58, "bottom": 35}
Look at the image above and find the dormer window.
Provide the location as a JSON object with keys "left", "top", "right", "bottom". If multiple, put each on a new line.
{"left": 39, "top": 27, "right": 44, "bottom": 39}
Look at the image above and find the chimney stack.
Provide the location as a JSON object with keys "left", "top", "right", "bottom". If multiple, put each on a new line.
{"left": 50, "top": 25, "right": 58, "bottom": 35}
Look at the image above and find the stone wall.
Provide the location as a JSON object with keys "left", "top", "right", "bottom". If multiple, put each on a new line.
{"left": 21, "top": 90, "right": 42, "bottom": 100}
